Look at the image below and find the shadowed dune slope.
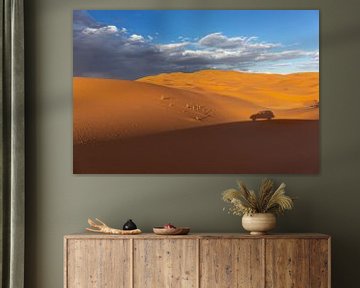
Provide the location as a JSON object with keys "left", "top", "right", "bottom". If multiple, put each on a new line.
{"left": 74, "top": 120, "right": 319, "bottom": 174}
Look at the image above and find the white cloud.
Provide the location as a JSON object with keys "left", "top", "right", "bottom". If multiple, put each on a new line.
{"left": 73, "top": 11, "right": 319, "bottom": 79}
{"left": 198, "top": 32, "right": 279, "bottom": 50}
{"left": 313, "top": 51, "right": 319, "bottom": 62}
{"left": 82, "top": 25, "right": 118, "bottom": 35}
{"left": 256, "top": 50, "right": 318, "bottom": 61}
{"left": 199, "top": 32, "right": 246, "bottom": 48}
{"left": 158, "top": 42, "right": 190, "bottom": 51}
{"left": 182, "top": 49, "right": 240, "bottom": 59}
{"left": 129, "top": 34, "right": 144, "bottom": 42}
{"left": 271, "top": 62, "right": 294, "bottom": 67}
{"left": 296, "top": 60, "right": 319, "bottom": 71}
{"left": 178, "top": 36, "right": 190, "bottom": 42}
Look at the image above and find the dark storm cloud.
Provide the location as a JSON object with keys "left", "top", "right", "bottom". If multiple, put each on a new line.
{"left": 73, "top": 11, "right": 319, "bottom": 80}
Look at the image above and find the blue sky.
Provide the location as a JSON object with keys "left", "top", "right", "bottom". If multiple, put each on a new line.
{"left": 74, "top": 10, "right": 319, "bottom": 79}
{"left": 88, "top": 10, "right": 318, "bottom": 50}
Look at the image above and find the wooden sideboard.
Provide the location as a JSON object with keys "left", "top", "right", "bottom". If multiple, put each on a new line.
{"left": 64, "top": 233, "right": 330, "bottom": 288}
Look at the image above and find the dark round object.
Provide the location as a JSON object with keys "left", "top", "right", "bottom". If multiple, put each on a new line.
{"left": 123, "top": 219, "right": 137, "bottom": 230}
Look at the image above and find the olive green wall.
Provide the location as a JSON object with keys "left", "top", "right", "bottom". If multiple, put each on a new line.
{"left": 25, "top": 0, "right": 360, "bottom": 287}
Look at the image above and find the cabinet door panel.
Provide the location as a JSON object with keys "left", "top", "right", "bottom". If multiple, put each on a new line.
{"left": 200, "top": 239, "right": 264, "bottom": 288}
{"left": 265, "top": 239, "right": 310, "bottom": 288}
{"left": 134, "top": 239, "right": 198, "bottom": 288}
{"left": 310, "top": 239, "right": 329, "bottom": 288}
{"left": 66, "top": 239, "right": 131, "bottom": 288}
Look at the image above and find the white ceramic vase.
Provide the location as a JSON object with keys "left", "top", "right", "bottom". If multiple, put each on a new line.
{"left": 242, "top": 213, "right": 276, "bottom": 235}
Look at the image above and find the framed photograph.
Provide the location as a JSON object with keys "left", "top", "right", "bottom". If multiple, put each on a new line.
{"left": 73, "top": 10, "right": 319, "bottom": 174}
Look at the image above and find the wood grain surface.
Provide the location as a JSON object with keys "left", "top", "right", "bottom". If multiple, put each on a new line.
{"left": 200, "top": 239, "right": 264, "bottom": 288}
{"left": 65, "top": 233, "right": 330, "bottom": 240}
{"left": 66, "top": 239, "right": 131, "bottom": 288}
{"left": 310, "top": 239, "right": 330, "bottom": 288}
{"left": 64, "top": 234, "right": 330, "bottom": 288}
{"left": 265, "top": 239, "right": 310, "bottom": 287}
{"left": 133, "top": 239, "right": 198, "bottom": 288}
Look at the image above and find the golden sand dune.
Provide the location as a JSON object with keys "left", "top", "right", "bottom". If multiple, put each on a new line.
{"left": 74, "top": 71, "right": 318, "bottom": 145}
{"left": 74, "top": 71, "right": 319, "bottom": 173}
{"left": 138, "top": 70, "right": 319, "bottom": 110}
{"left": 74, "top": 77, "right": 263, "bottom": 144}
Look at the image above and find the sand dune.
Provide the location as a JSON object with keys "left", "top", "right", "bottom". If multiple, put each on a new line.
{"left": 73, "top": 70, "right": 319, "bottom": 173}
{"left": 74, "top": 71, "right": 318, "bottom": 145}
{"left": 74, "top": 77, "right": 263, "bottom": 144}
{"left": 138, "top": 70, "right": 319, "bottom": 110}
{"left": 74, "top": 120, "right": 319, "bottom": 174}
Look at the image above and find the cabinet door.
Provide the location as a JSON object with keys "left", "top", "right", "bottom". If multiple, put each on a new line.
{"left": 66, "top": 239, "right": 131, "bottom": 288}
{"left": 265, "top": 239, "right": 312, "bottom": 288}
{"left": 134, "top": 239, "right": 198, "bottom": 288}
{"left": 309, "top": 239, "right": 330, "bottom": 288}
{"left": 200, "top": 239, "right": 264, "bottom": 288}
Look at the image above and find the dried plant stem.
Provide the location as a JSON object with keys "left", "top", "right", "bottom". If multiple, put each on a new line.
{"left": 222, "top": 179, "right": 294, "bottom": 216}
{"left": 86, "top": 218, "right": 142, "bottom": 235}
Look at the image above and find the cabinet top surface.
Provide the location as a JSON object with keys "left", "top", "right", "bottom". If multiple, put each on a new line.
{"left": 64, "top": 232, "right": 330, "bottom": 240}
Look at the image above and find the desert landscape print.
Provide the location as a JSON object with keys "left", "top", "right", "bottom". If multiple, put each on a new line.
{"left": 73, "top": 10, "right": 319, "bottom": 174}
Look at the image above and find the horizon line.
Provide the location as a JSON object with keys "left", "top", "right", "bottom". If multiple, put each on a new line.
{"left": 73, "top": 69, "right": 319, "bottom": 81}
